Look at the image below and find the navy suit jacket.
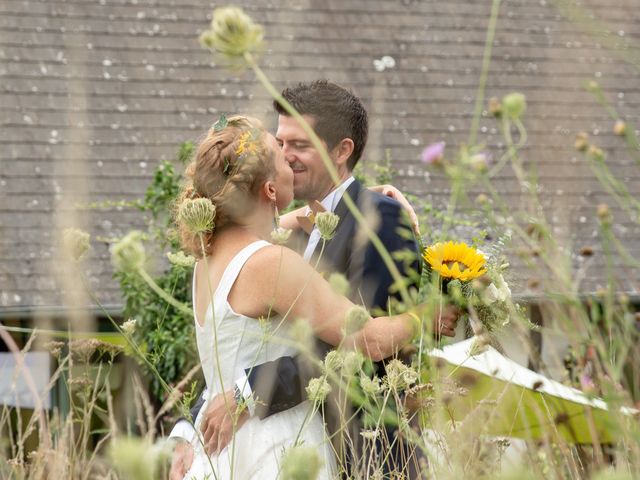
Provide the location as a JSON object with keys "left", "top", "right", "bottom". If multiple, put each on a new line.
{"left": 189, "top": 179, "right": 418, "bottom": 421}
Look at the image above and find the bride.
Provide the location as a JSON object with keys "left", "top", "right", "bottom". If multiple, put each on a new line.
{"left": 176, "top": 116, "right": 431, "bottom": 479}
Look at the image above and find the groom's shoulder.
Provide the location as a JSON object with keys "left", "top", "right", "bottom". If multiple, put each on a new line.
{"left": 358, "top": 188, "right": 403, "bottom": 218}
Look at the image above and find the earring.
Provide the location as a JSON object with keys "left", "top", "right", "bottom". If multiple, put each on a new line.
{"left": 273, "top": 203, "right": 280, "bottom": 229}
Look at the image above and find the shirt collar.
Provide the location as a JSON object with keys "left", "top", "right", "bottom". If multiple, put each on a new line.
{"left": 309, "top": 176, "right": 356, "bottom": 214}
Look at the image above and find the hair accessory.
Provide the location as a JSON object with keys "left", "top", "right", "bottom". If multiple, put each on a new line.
{"left": 212, "top": 113, "right": 228, "bottom": 132}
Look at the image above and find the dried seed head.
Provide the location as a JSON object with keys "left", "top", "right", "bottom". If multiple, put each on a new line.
{"left": 574, "top": 132, "right": 589, "bottom": 152}
{"left": 166, "top": 251, "right": 196, "bottom": 268}
{"left": 62, "top": 228, "right": 91, "bottom": 261}
{"left": 199, "top": 6, "right": 264, "bottom": 61}
{"left": 315, "top": 211, "right": 340, "bottom": 240}
{"left": 270, "top": 226, "right": 292, "bottom": 245}
{"left": 178, "top": 198, "right": 216, "bottom": 235}
{"left": 305, "top": 377, "right": 331, "bottom": 404}
{"left": 111, "top": 231, "right": 146, "bottom": 273}
{"left": 579, "top": 246, "right": 594, "bottom": 257}
{"left": 614, "top": 119, "right": 627, "bottom": 136}
{"left": 280, "top": 445, "right": 321, "bottom": 480}
{"left": 597, "top": 203, "right": 611, "bottom": 223}
{"left": 488, "top": 96, "right": 502, "bottom": 117}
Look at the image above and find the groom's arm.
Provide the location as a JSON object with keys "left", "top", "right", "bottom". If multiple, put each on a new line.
{"left": 355, "top": 195, "right": 419, "bottom": 311}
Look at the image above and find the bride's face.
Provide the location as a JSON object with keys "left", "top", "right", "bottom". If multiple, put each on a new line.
{"left": 267, "top": 133, "right": 294, "bottom": 210}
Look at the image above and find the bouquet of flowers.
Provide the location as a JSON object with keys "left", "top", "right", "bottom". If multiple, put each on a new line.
{"left": 418, "top": 241, "right": 513, "bottom": 337}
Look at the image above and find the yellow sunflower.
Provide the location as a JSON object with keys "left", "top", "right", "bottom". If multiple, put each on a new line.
{"left": 423, "top": 241, "right": 487, "bottom": 281}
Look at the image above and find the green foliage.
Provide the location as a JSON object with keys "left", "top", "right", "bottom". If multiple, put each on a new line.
{"left": 115, "top": 141, "right": 201, "bottom": 402}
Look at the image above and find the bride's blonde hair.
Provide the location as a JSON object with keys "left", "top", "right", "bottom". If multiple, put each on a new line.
{"left": 176, "top": 115, "right": 276, "bottom": 257}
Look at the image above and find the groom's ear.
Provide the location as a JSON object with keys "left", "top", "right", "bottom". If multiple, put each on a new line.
{"left": 332, "top": 138, "right": 355, "bottom": 169}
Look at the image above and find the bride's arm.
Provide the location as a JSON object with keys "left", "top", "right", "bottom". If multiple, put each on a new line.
{"left": 253, "top": 246, "right": 456, "bottom": 360}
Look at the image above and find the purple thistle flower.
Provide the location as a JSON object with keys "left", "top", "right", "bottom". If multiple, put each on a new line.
{"left": 421, "top": 141, "right": 445, "bottom": 165}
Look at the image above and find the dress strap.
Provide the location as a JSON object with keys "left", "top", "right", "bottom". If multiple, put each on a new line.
{"left": 214, "top": 240, "right": 271, "bottom": 303}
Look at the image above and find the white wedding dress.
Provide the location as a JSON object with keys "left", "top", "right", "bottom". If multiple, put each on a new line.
{"left": 184, "top": 240, "right": 336, "bottom": 480}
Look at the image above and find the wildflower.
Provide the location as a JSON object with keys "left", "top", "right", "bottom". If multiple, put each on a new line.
{"left": 270, "top": 226, "right": 292, "bottom": 245}
{"left": 360, "top": 374, "right": 382, "bottom": 396}
{"left": 469, "top": 153, "right": 489, "bottom": 173}
{"left": 614, "top": 119, "right": 626, "bottom": 136}
{"left": 328, "top": 272, "right": 350, "bottom": 296}
{"left": 423, "top": 241, "right": 487, "bottom": 281}
{"left": 62, "top": 228, "right": 90, "bottom": 261}
{"left": 385, "top": 359, "right": 418, "bottom": 390}
{"left": 482, "top": 274, "right": 511, "bottom": 304}
{"left": 597, "top": 203, "right": 611, "bottom": 224}
{"left": 199, "top": 6, "right": 264, "bottom": 60}
{"left": 343, "top": 305, "right": 369, "bottom": 335}
{"left": 44, "top": 340, "right": 65, "bottom": 359}
{"left": 323, "top": 350, "right": 343, "bottom": 372}
{"left": 315, "top": 211, "right": 339, "bottom": 240}
{"left": 111, "top": 231, "right": 146, "bottom": 273}
{"left": 305, "top": 377, "right": 331, "bottom": 404}
{"left": 342, "top": 351, "right": 364, "bottom": 376}
{"left": 108, "top": 437, "right": 171, "bottom": 480}
{"left": 488, "top": 96, "right": 502, "bottom": 117}
{"left": 421, "top": 141, "right": 445, "bottom": 165}
{"left": 574, "top": 132, "right": 589, "bottom": 151}
{"left": 588, "top": 145, "right": 604, "bottom": 162}
{"left": 166, "top": 251, "right": 196, "bottom": 268}
{"left": 360, "top": 429, "right": 380, "bottom": 440}
{"left": 290, "top": 317, "right": 314, "bottom": 348}
{"left": 178, "top": 198, "right": 216, "bottom": 235}
{"left": 121, "top": 318, "right": 137, "bottom": 335}
{"left": 502, "top": 92, "right": 526, "bottom": 120}
{"left": 475, "top": 193, "right": 489, "bottom": 205}
{"left": 280, "top": 445, "right": 322, "bottom": 480}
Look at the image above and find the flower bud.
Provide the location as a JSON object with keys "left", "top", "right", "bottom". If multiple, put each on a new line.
{"left": 342, "top": 351, "right": 364, "bottom": 375}
{"left": 315, "top": 211, "right": 339, "bottom": 241}
{"left": 469, "top": 153, "right": 489, "bottom": 173}
{"left": 385, "top": 359, "right": 418, "bottom": 390}
{"left": 323, "top": 350, "right": 343, "bottom": 373}
{"left": 588, "top": 145, "right": 604, "bottom": 162}
{"left": 305, "top": 377, "right": 331, "bottom": 404}
{"left": 344, "top": 305, "right": 369, "bottom": 335}
{"left": 121, "top": 318, "right": 137, "bottom": 335}
{"left": 111, "top": 231, "right": 146, "bottom": 273}
{"left": 199, "top": 6, "right": 264, "bottom": 60}
{"left": 281, "top": 445, "right": 322, "bottom": 480}
{"left": 328, "top": 272, "right": 350, "bottom": 296}
{"left": 574, "top": 132, "right": 589, "bottom": 152}
{"left": 614, "top": 120, "right": 626, "bottom": 136}
{"left": 166, "top": 251, "right": 196, "bottom": 268}
{"left": 270, "top": 226, "right": 292, "bottom": 245}
{"left": 360, "top": 375, "right": 382, "bottom": 396}
{"left": 475, "top": 193, "right": 489, "bottom": 205}
{"left": 178, "top": 198, "right": 216, "bottom": 235}
{"left": 488, "top": 97, "right": 502, "bottom": 117}
{"left": 502, "top": 92, "right": 526, "bottom": 120}
{"left": 62, "top": 228, "right": 91, "bottom": 261}
{"left": 597, "top": 203, "right": 611, "bottom": 224}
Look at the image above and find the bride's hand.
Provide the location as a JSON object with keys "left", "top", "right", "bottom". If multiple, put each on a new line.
{"left": 202, "top": 389, "right": 249, "bottom": 455}
{"left": 169, "top": 440, "right": 194, "bottom": 480}
{"left": 369, "top": 184, "right": 420, "bottom": 236}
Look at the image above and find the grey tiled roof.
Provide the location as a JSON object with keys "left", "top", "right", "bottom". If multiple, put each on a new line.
{"left": 1, "top": 0, "right": 639, "bottom": 310}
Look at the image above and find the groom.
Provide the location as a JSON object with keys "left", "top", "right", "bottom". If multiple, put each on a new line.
{"left": 170, "top": 80, "right": 459, "bottom": 478}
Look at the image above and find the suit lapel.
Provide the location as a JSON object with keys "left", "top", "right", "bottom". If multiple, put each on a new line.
{"left": 310, "top": 180, "right": 363, "bottom": 270}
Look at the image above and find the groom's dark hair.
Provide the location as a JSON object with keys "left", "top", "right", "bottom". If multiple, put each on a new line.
{"left": 274, "top": 80, "right": 368, "bottom": 170}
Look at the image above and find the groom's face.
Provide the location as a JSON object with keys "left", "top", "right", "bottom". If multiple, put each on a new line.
{"left": 275, "top": 114, "right": 337, "bottom": 202}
